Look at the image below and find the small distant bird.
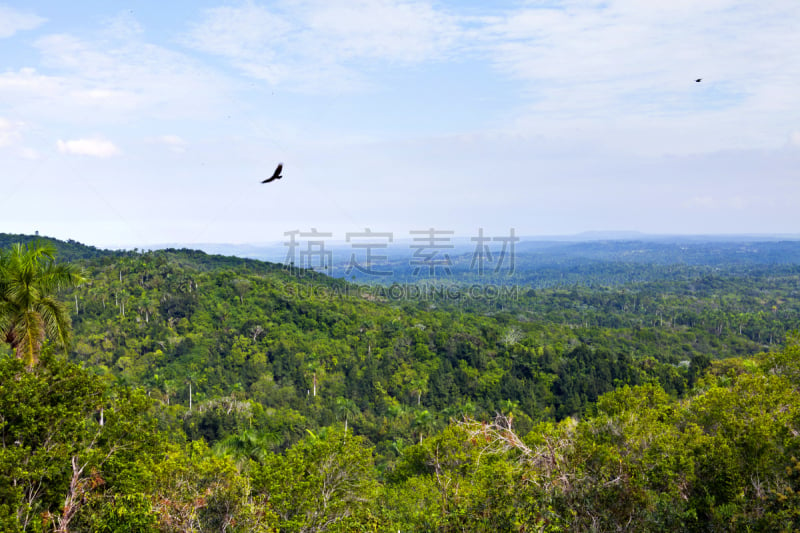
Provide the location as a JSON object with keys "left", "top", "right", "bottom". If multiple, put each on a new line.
{"left": 695, "top": 78, "right": 702, "bottom": 82}
{"left": 262, "top": 163, "right": 283, "bottom": 184}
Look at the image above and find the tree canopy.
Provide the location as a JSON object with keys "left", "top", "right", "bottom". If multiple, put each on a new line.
{"left": 2, "top": 236, "right": 800, "bottom": 530}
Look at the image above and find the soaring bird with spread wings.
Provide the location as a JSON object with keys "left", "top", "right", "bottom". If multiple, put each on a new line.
{"left": 262, "top": 163, "right": 283, "bottom": 184}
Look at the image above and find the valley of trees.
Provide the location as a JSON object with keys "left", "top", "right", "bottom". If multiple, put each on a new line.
{"left": 2, "top": 234, "right": 800, "bottom": 531}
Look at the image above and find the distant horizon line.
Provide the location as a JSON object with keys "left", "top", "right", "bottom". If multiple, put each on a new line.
{"left": 6, "top": 230, "right": 800, "bottom": 252}
{"left": 98, "top": 231, "right": 800, "bottom": 251}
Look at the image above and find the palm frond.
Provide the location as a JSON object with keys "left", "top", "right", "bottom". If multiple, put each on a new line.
{"left": 0, "top": 241, "right": 82, "bottom": 365}
{"left": 15, "top": 310, "right": 44, "bottom": 366}
{"left": 36, "top": 296, "right": 72, "bottom": 352}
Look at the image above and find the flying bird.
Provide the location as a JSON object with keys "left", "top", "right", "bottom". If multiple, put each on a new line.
{"left": 262, "top": 163, "right": 283, "bottom": 184}
{"left": 695, "top": 78, "right": 702, "bottom": 82}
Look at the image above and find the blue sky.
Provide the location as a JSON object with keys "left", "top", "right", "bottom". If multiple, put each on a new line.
{"left": 1, "top": 0, "right": 799, "bottom": 247}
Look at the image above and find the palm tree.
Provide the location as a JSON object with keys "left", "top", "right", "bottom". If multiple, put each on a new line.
{"left": 213, "top": 429, "right": 282, "bottom": 467}
{"left": 335, "top": 397, "right": 359, "bottom": 435}
{"left": 412, "top": 409, "right": 436, "bottom": 444}
{"left": 185, "top": 368, "right": 204, "bottom": 411}
{"left": 409, "top": 376, "right": 428, "bottom": 406}
{"left": 0, "top": 241, "right": 84, "bottom": 365}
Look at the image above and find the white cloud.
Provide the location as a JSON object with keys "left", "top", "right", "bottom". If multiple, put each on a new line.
{"left": 182, "top": 3, "right": 311, "bottom": 86}
{"left": 184, "top": 3, "right": 291, "bottom": 60}
{"left": 151, "top": 134, "right": 188, "bottom": 153}
{"left": 100, "top": 11, "right": 144, "bottom": 40}
{"left": 18, "top": 147, "right": 39, "bottom": 159}
{"left": 481, "top": 1, "right": 799, "bottom": 90}
{"left": 0, "top": 117, "right": 23, "bottom": 147}
{"left": 0, "top": 66, "right": 58, "bottom": 89}
{"left": 0, "top": 29, "right": 234, "bottom": 127}
{"left": 300, "top": 0, "right": 459, "bottom": 61}
{"left": 57, "top": 137, "right": 121, "bottom": 157}
{"left": 33, "top": 33, "right": 230, "bottom": 117}
{"left": 179, "top": 0, "right": 800, "bottom": 153}
{"left": 474, "top": 1, "right": 800, "bottom": 152}
{"left": 0, "top": 5, "right": 45, "bottom": 38}
{"left": 0, "top": 116, "right": 40, "bottom": 158}
{"left": 182, "top": 0, "right": 462, "bottom": 91}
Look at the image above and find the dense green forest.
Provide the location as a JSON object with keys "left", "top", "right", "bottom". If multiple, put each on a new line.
{"left": 2, "top": 234, "right": 800, "bottom": 531}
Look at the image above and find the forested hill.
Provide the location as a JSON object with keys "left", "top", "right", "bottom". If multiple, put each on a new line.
{"left": 5, "top": 234, "right": 799, "bottom": 430}
{"left": 55, "top": 237, "right": 797, "bottom": 433}
{"left": 65, "top": 244, "right": 685, "bottom": 433}
{"left": 4, "top": 235, "right": 800, "bottom": 529}
{"left": 0, "top": 232, "right": 116, "bottom": 262}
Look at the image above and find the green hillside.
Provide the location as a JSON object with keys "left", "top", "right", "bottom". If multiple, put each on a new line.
{"left": 2, "top": 235, "right": 800, "bottom": 531}
{"left": 0, "top": 232, "right": 116, "bottom": 262}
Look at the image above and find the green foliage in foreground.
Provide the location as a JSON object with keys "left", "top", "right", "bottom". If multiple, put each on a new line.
{"left": 3, "top": 338, "right": 800, "bottom": 531}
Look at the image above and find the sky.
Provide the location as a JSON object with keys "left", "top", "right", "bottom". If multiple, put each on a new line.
{"left": 1, "top": 0, "right": 799, "bottom": 248}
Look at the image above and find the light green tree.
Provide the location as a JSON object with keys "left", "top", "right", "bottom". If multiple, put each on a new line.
{"left": 252, "top": 428, "right": 383, "bottom": 532}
